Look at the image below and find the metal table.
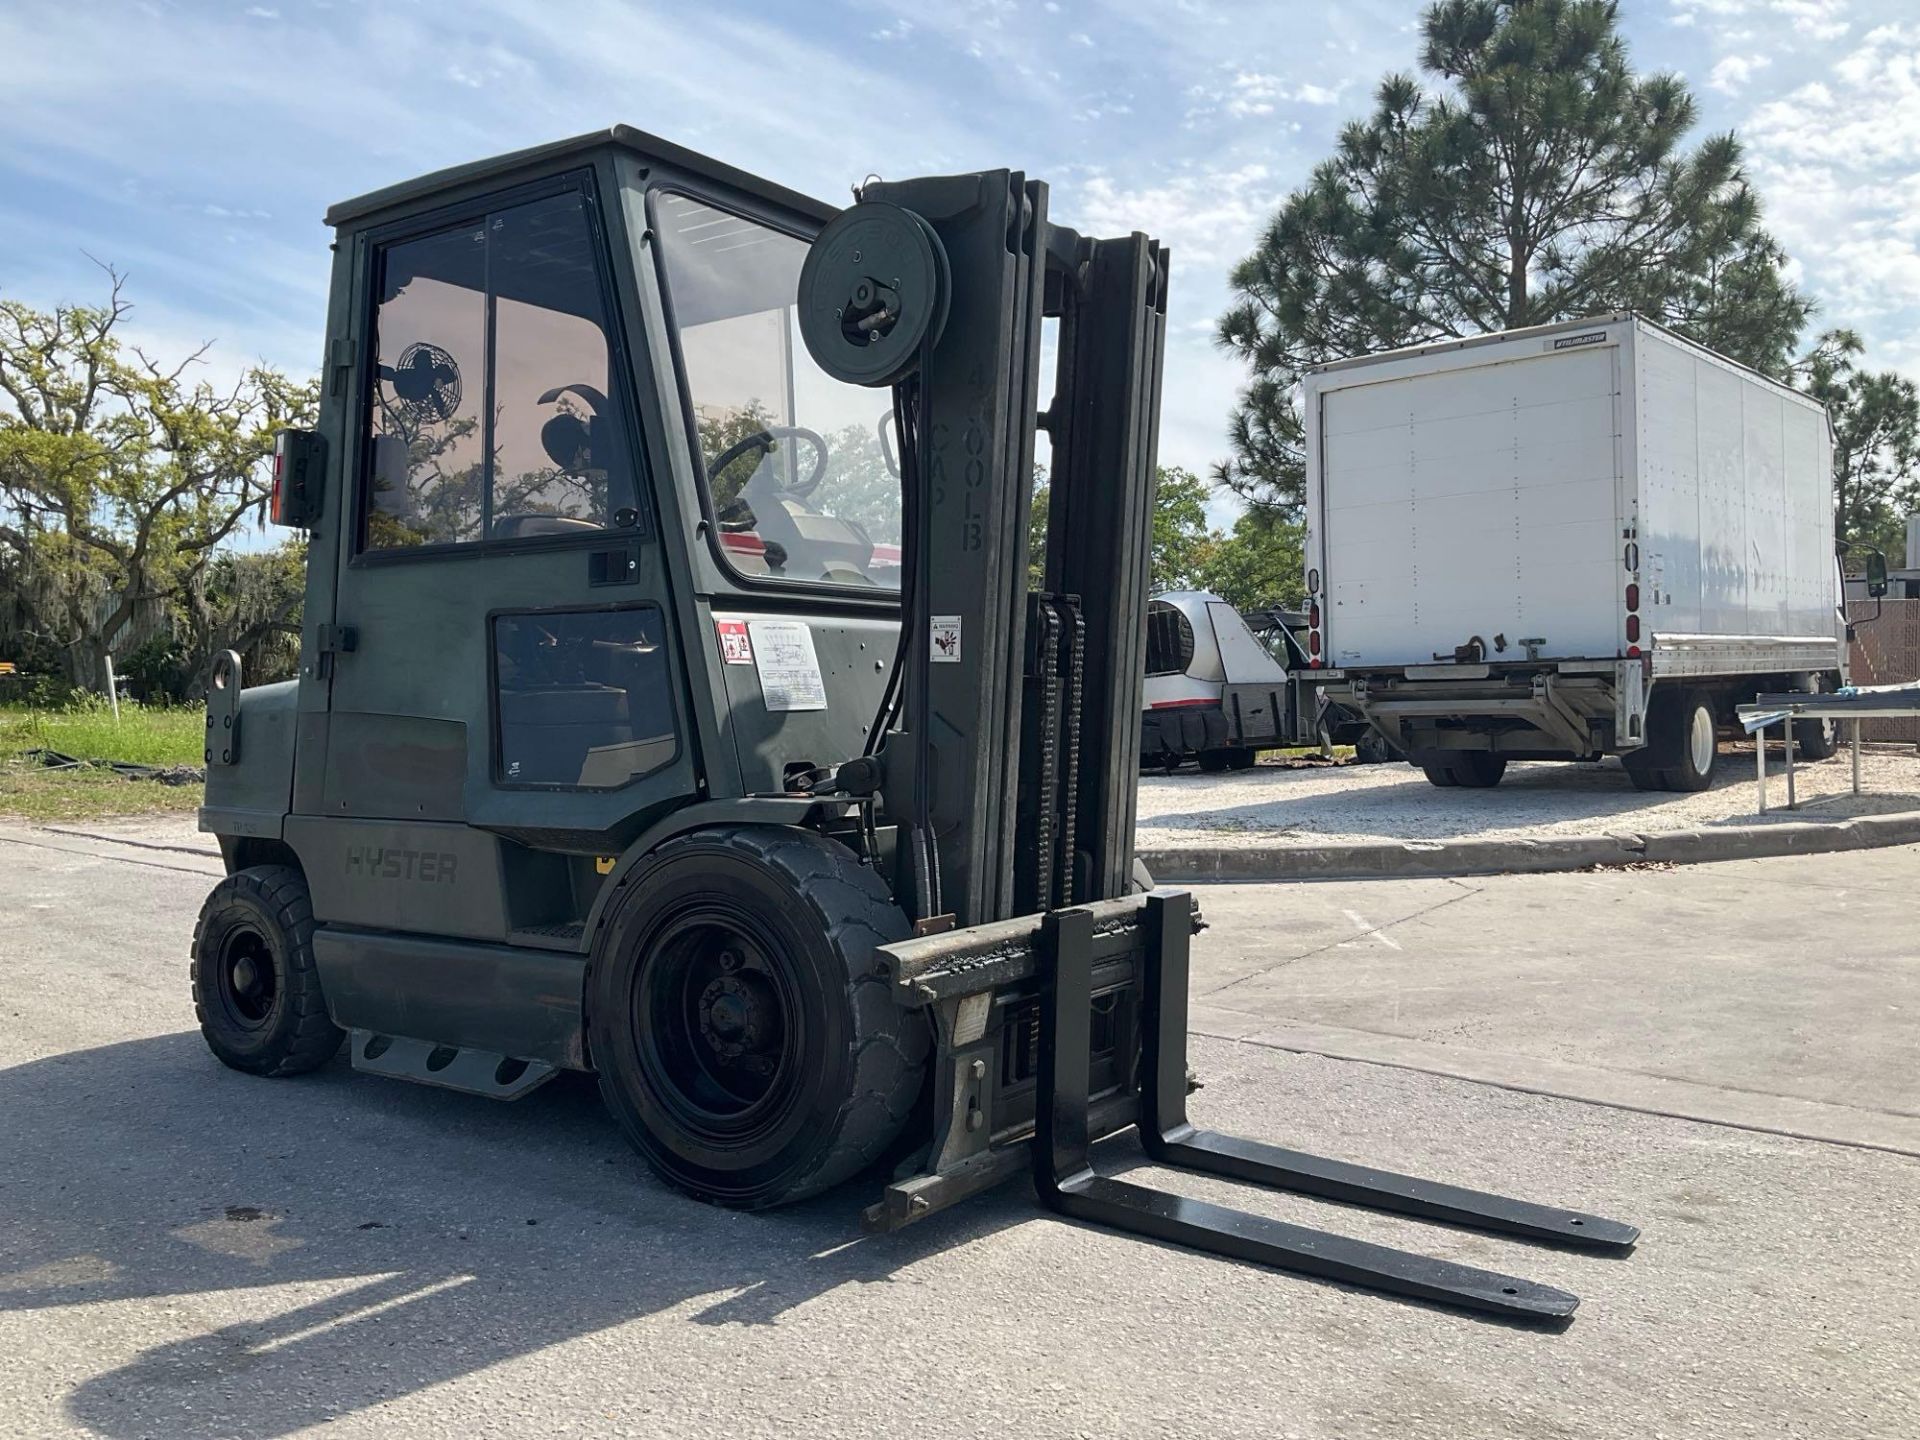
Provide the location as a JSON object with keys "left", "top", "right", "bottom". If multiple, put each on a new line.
{"left": 1735, "top": 688, "right": 1920, "bottom": 813}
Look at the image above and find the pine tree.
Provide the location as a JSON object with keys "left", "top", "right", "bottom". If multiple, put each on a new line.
{"left": 1218, "top": 0, "right": 1811, "bottom": 512}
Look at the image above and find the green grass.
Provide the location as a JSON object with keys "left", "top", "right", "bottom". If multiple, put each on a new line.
{"left": 0, "top": 702, "right": 206, "bottom": 767}
{"left": 0, "top": 701, "right": 206, "bottom": 821}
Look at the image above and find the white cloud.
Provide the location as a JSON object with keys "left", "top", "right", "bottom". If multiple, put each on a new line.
{"left": 1708, "top": 53, "right": 1772, "bottom": 92}
{"left": 1744, "top": 24, "right": 1920, "bottom": 320}
{"left": 1067, "top": 163, "right": 1282, "bottom": 270}
{"left": 1188, "top": 70, "right": 1350, "bottom": 122}
{"left": 1671, "top": 0, "right": 1851, "bottom": 42}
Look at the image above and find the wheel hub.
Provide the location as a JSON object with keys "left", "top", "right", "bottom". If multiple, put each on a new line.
{"left": 231, "top": 955, "right": 262, "bottom": 996}
{"left": 697, "top": 972, "right": 776, "bottom": 1063}
{"left": 1690, "top": 705, "right": 1715, "bottom": 775}
{"left": 217, "top": 927, "right": 277, "bottom": 1026}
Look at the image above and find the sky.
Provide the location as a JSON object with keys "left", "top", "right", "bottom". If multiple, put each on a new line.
{"left": 2, "top": 0, "right": 1916, "bottom": 531}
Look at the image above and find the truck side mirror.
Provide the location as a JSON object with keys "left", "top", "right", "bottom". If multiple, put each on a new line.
{"left": 1866, "top": 551, "right": 1890, "bottom": 599}
{"left": 270, "top": 429, "right": 326, "bottom": 529}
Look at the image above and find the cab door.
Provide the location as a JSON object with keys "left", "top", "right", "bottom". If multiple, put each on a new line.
{"left": 299, "top": 171, "right": 696, "bottom": 941}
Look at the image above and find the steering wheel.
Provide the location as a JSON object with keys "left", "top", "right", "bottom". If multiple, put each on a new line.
{"left": 708, "top": 425, "right": 830, "bottom": 497}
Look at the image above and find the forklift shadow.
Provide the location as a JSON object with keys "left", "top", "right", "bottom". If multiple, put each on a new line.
{"left": 0, "top": 1031, "right": 1031, "bottom": 1439}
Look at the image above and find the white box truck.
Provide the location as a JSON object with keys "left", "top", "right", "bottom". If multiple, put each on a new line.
{"left": 1301, "top": 313, "right": 1847, "bottom": 791}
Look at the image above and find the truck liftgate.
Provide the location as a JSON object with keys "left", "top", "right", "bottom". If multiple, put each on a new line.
{"left": 869, "top": 892, "right": 1637, "bottom": 1323}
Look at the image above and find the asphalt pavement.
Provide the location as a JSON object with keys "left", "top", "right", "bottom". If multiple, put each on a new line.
{"left": 1, "top": 819, "right": 1915, "bottom": 1439}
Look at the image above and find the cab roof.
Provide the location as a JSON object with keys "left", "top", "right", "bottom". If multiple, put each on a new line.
{"left": 324, "top": 125, "right": 838, "bottom": 230}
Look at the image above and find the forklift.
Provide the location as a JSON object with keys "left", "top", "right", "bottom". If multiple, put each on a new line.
{"left": 194, "top": 126, "right": 1635, "bottom": 1322}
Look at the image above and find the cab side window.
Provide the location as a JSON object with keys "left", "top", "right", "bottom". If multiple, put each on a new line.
{"left": 364, "top": 186, "right": 642, "bottom": 551}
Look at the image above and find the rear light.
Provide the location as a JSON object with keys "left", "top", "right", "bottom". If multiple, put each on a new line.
{"left": 268, "top": 429, "right": 324, "bottom": 528}
{"left": 1625, "top": 615, "right": 1641, "bottom": 643}
{"left": 1308, "top": 630, "right": 1321, "bottom": 657}
{"left": 1627, "top": 644, "right": 1642, "bottom": 659}
{"left": 1307, "top": 567, "right": 1321, "bottom": 594}
{"left": 1625, "top": 583, "right": 1640, "bottom": 612}
{"left": 1308, "top": 601, "right": 1321, "bottom": 629}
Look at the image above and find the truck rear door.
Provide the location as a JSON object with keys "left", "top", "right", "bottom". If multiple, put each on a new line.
{"left": 1314, "top": 339, "right": 1623, "bottom": 668}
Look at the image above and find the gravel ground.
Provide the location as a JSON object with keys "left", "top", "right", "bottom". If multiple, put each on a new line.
{"left": 1136, "top": 740, "right": 1920, "bottom": 849}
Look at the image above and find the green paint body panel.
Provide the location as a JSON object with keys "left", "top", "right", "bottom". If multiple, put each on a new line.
{"left": 201, "top": 130, "right": 897, "bottom": 1069}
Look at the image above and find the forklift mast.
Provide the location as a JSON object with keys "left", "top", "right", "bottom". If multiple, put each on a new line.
{"left": 797, "top": 173, "right": 1166, "bottom": 928}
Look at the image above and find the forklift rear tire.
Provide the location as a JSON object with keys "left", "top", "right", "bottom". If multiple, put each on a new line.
{"left": 588, "top": 826, "right": 930, "bottom": 1210}
{"left": 190, "top": 865, "right": 344, "bottom": 1077}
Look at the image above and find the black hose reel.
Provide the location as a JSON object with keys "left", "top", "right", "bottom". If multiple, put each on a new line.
{"left": 797, "top": 202, "right": 949, "bottom": 387}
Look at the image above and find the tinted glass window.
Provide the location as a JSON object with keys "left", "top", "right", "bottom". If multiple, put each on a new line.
{"left": 655, "top": 194, "right": 902, "bottom": 590}
{"left": 366, "top": 188, "right": 641, "bottom": 551}
{"left": 1145, "top": 601, "right": 1196, "bottom": 677}
{"left": 494, "top": 608, "right": 674, "bottom": 788}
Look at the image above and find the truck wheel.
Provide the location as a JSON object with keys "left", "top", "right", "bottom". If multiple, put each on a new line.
{"left": 1196, "top": 748, "right": 1236, "bottom": 772}
{"left": 1421, "top": 753, "right": 1505, "bottom": 788}
{"left": 1621, "top": 750, "right": 1667, "bottom": 791}
{"left": 1791, "top": 675, "right": 1839, "bottom": 761}
{"left": 1352, "top": 731, "right": 1396, "bottom": 765}
{"left": 588, "top": 827, "right": 930, "bottom": 1210}
{"left": 1450, "top": 753, "right": 1506, "bottom": 787}
{"left": 190, "top": 865, "right": 344, "bottom": 1077}
{"left": 1648, "top": 688, "right": 1720, "bottom": 792}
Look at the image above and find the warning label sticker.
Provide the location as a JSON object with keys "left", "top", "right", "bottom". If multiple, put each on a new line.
{"left": 930, "top": 614, "right": 962, "bottom": 663}
{"left": 716, "top": 619, "right": 754, "bottom": 665}
{"left": 747, "top": 620, "right": 828, "bottom": 712}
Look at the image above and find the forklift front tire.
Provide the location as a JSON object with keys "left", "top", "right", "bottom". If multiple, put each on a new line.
{"left": 588, "top": 827, "right": 930, "bottom": 1210}
{"left": 190, "top": 865, "right": 344, "bottom": 1078}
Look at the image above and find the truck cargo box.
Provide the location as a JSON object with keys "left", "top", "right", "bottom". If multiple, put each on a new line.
{"left": 1303, "top": 314, "right": 1841, "bottom": 679}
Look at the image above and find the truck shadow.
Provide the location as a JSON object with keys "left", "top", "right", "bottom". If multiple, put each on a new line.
{"left": 0, "top": 1032, "right": 1029, "bottom": 1438}
{"left": 1140, "top": 754, "right": 1920, "bottom": 843}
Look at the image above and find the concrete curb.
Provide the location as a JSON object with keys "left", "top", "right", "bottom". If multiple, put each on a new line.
{"left": 1139, "top": 807, "right": 1920, "bottom": 883}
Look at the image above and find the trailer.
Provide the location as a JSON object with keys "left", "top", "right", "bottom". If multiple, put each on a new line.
{"left": 1300, "top": 313, "right": 1847, "bottom": 790}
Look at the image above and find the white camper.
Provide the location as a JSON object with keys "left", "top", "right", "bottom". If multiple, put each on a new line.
{"left": 1301, "top": 314, "right": 1847, "bottom": 790}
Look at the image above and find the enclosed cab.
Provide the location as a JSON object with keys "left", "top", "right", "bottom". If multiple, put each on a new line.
{"left": 1139, "top": 591, "right": 1316, "bottom": 769}
{"left": 1300, "top": 314, "right": 1847, "bottom": 790}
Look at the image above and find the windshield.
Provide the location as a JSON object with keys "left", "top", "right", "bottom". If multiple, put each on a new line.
{"left": 655, "top": 193, "right": 902, "bottom": 590}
